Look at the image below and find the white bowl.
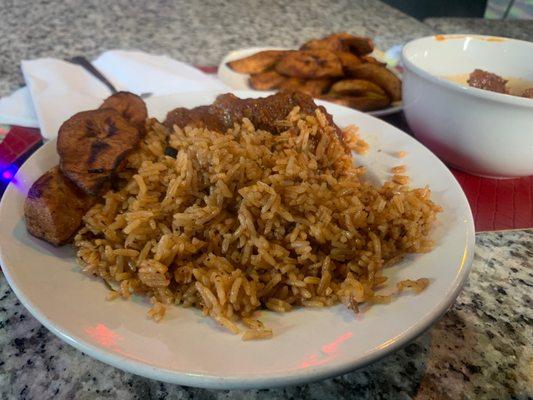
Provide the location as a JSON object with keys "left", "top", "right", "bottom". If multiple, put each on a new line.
{"left": 401, "top": 34, "right": 533, "bottom": 178}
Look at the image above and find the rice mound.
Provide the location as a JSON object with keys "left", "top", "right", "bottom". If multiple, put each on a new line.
{"left": 74, "top": 107, "right": 440, "bottom": 339}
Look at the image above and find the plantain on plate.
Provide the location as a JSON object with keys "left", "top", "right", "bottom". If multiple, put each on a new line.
{"left": 226, "top": 33, "right": 402, "bottom": 113}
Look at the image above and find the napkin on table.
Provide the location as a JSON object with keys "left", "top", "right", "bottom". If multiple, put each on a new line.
{"left": 0, "top": 50, "right": 228, "bottom": 140}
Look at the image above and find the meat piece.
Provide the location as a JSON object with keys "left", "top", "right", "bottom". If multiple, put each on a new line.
{"left": 279, "top": 78, "right": 332, "bottom": 97}
{"left": 164, "top": 105, "right": 228, "bottom": 132}
{"left": 521, "top": 88, "right": 533, "bottom": 98}
{"left": 24, "top": 167, "right": 96, "bottom": 246}
{"left": 100, "top": 91, "right": 148, "bottom": 132}
{"left": 467, "top": 69, "right": 508, "bottom": 94}
{"left": 227, "top": 50, "right": 289, "bottom": 74}
{"left": 275, "top": 50, "right": 343, "bottom": 79}
{"left": 57, "top": 109, "right": 141, "bottom": 195}
{"left": 164, "top": 91, "right": 345, "bottom": 147}
{"left": 249, "top": 70, "right": 287, "bottom": 90}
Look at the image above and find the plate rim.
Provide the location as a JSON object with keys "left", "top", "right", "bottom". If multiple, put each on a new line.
{"left": 217, "top": 46, "right": 404, "bottom": 117}
{"left": 0, "top": 90, "right": 474, "bottom": 389}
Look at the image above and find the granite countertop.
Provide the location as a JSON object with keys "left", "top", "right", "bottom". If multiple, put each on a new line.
{"left": 424, "top": 17, "right": 533, "bottom": 41}
{"left": 1, "top": 0, "right": 532, "bottom": 398}
{"left": 0, "top": 0, "right": 433, "bottom": 98}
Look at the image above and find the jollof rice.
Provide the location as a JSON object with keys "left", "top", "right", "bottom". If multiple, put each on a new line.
{"left": 74, "top": 106, "right": 441, "bottom": 339}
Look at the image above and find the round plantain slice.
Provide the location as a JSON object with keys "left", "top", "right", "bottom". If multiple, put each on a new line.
{"left": 100, "top": 91, "right": 148, "bottom": 132}
{"left": 227, "top": 50, "right": 289, "bottom": 74}
{"left": 279, "top": 77, "right": 332, "bottom": 97}
{"left": 320, "top": 92, "right": 391, "bottom": 111}
{"left": 57, "top": 109, "right": 141, "bottom": 195}
{"left": 275, "top": 50, "right": 343, "bottom": 79}
{"left": 346, "top": 64, "right": 402, "bottom": 101}
{"left": 329, "top": 79, "right": 386, "bottom": 96}
{"left": 249, "top": 70, "right": 287, "bottom": 90}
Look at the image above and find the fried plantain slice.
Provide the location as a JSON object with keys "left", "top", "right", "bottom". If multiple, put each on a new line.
{"left": 346, "top": 64, "right": 402, "bottom": 101}
{"left": 58, "top": 109, "right": 141, "bottom": 195}
{"left": 24, "top": 167, "right": 96, "bottom": 246}
{"left": 342, "top": 36, "right": 374, "bottom": 56}
{"left": 300, "top": 34, "right": 347, "bottom": 52}
{"left": 361, "top": 55, "right": 386, "bottom": 67}
{"left": 100, "top": 91, "right": 148, "bottom": 132}
{"left": 249, "top": 70, "right": 287, "bottom": 90}
{"left": 279, "top": 77, "right": 332, "bottom": 97}
{"left": 335, "top": 51, "right": 362, "bottom": 74}
{"left": 329, "top": 79, "right": 386, "bottom": 96}
{"left": 275, "top": 50, "right": 343, "bottom": 79}
{"left": 320, "top": 92, "right": 390, "bottom": 111}
{"left": 227, "top": 50, "right": 289, "bottom": 74}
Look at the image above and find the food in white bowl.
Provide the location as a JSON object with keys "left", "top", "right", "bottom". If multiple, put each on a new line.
{"left": 401, "top": 34, "right": 533, "bottom": 178}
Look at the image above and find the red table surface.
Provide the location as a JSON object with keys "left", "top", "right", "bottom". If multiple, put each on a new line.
{"left": 0, "top": 82, "right": 531, "bottom": 232}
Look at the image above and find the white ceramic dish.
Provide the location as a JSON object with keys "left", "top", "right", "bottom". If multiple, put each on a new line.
{"left": 0, "top": 90, "right": 474, "bottom": 389}
{"left": 402, "top": 34, "right": 533, "bottom": 178}
{"left": 218, "top": 47, "right": 403, "bottom": 117}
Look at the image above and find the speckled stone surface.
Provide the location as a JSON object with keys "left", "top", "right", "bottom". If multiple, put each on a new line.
{"left": 0, "top": 0, "right": 434, "bottom": 98}
{"left": 424, "top": 17, "right": 533, "bottom": 41}
{"left": 1, "top": 230, "right": 531, "bottom": 399}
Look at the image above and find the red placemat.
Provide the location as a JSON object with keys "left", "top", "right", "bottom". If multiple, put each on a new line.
{"left": 451, "top": 169, "right": 532, "bottom": 232}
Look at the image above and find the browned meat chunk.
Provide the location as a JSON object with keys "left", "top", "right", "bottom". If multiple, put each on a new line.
{"left": 57, "top": 109, "right": 141, "bottom": 195}
{"left": 521, "top": 88, "right": 533, "bottom": 98}
{"left": 100, "top": 91, "right": 148, "bottom": 132}
{"left": 164, "top": 91, "right": 345, "bottom": 149}
{"left": 24, "top": 167, "right": 96, "bottom": 246}
{"left": 467, "top": 69, "right": 508, "bottom": 94}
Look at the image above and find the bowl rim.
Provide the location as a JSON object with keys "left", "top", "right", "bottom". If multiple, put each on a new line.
{"left": 401, "top": 34, "right": 533, "bottom": 108}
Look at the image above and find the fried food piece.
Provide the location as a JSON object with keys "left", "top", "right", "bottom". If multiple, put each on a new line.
{"left": 347, "top": 64, "right": 402, "bottom": 101}
{"left": 467, "top": 69, "right": 508, "bottom": 94}
{"left": 336, "top": 51, "right": 362, "bottom": 74}
{"left": 58, "top": 109, "right": 141, "bottom": 195}
{"left": 279, "top": 78, "right": 332, "bottom": 97}
{"left": 361, "top": 55, "right": 386, "bottom": 67}
{"left": 521, "top": 88, "right": 533, "bottom": 98}
{"left": 249, "top": 70, "right": 287, "bottom": 90}
{"left": 320, "top": 92, "right": 390, "bottom": 111}
{"left": 300, "top": 33, "right": 350, "bottom": 52}
{"left": 301, "top": 33, "right": 374, "bottom": 56}
{"left": 24, "top": 167, "right": 96, "bottom": 246}
{"left": 227, "top": 50, "right": 289, "bottom": 74}
{"left": 275, "top": 50, "right": 343, "bottom": 79}
{"left": 342, "top": 36, "right": 374, "bottom": 56}
{"left": 329, "top": 79, "right": 386, "bottom": 96}
{"left": 100, "top": 91, "right": 148, "bottom": 132}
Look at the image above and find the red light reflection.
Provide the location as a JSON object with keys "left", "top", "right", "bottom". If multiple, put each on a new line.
{"left": 299, "top": 331, "right": 353, "bottom": 369}
{"left": 85, "top": 323, "right": 123, "bottom": 348}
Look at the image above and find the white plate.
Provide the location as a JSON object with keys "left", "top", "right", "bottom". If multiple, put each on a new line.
{"left": 218, "top": 47, "right": 403, "bottom": 117}
{"left": 0, "top": 90, "right": 474, "bottom": 389}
